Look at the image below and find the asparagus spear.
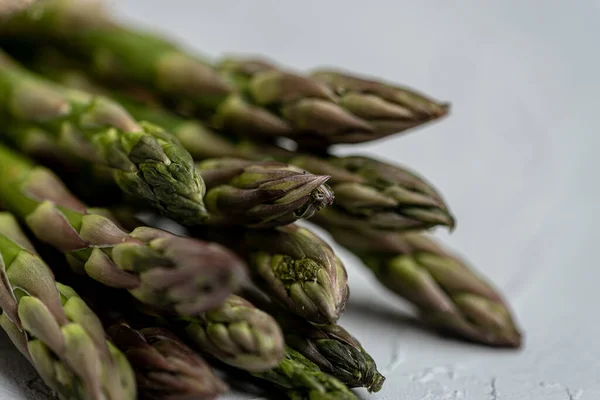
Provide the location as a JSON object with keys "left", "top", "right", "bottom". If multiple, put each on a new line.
{"left": 197, "top": 158, "right": 334, "bottom": 228}
{"left": 245, "top": 224, "right": 349, "bottom": 324}
{"left": 0, "top": 212, "right": 136, "bottom": 399}
{"left": 220, "top": 57, "right": 450, "bottom": 146}
{"left": 196, "top": 224, "right": 350, "bottom": 324}
{"left": 281, "top": 316, "right": 385, "bottom": 392}
{"left": 254, "top": 347, "right": 358, "bottom": 400}
{"left": 319, "top": 223, "right": 522, "bottom": 347}
{"left": 108, "top": 322, "right": 229, "bottom": 400}
{"left": 242, "top": 288, "right": 385, "bottom": 392}
{"left": 0, "top": 143, "right": 246, "bottom": 317}
{"left": 185, "top": 294, "right": 285, "bottom": 373}
{"left": 0, "top": 50, "right": 208, "bottom": 225}
{"left": 289, "top": 153, "right": 455, "bottom": 232}
{"left": 0, "top": 0, "right": 449, "bottom": 145}
{"left": 311, "top": 68, "right": 450, "bottom": 142}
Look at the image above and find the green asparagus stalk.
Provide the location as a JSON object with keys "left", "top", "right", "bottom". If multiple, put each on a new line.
{"left": 219, "top": 57, "right": 450, "bottom": 146}
{"left": 281, "top": 316, "right": 385, "bottom": 392}
{"left": 108, "top": 322, "right": 229, "bottom": 400}
{"left": 0, "top": 143, "right": 246, "bottom": 317}
{"left": 242, "top": 288, "right": 385, "bottom": 392}
{"left": 290, "top": 154, "right": 455, "bottom": 232}
{"left": 184, "top": 294, "right": 285, "bottom": 373}
{"left": 197, "top": 158, "right": 334, "bottom": 228}
{"left": 311, "top": 68, "right": 450, "bottom": 142}
{"left": 0, "top": 50, "right": 208, "bottom": 225}
{"left": 0, "top": 0, "right": 449, "bottom": 146}
{"left": 26, "top": 57, "right": 250, "bottom": 161}
{"left": 0, "top": 212, "right": 136, "bottom": 399}
{"left": 254, "top": 347, "right": 358, "bottom": 400}
{"left": 319, "top": 224, "right": 522, "bottom": 347}
{"left": 196, "top": 224, "right": 350, "bottom": 324}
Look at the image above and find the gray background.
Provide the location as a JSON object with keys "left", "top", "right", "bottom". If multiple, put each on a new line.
{"left": 2, "top": 1, "right": 598, "bottom": 399}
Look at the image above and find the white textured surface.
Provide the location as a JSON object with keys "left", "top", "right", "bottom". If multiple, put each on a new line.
{"left": 1, "top": 1, "right": 598, "bottom": 399}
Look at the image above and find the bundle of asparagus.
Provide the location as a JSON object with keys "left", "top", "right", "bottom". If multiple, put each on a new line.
{"left": 0, "top": 1, "right": 524, "bottom": 399}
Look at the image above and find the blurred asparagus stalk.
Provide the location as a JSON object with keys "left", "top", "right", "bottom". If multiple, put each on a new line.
{"left": 0, "top": 0, "right": 449, "bottom": 146}
{"left": 316, "top": 222, "right": 522, "bottom": 347}
{"left": 0, "top": 142, "right": 246, "bottom": 317}
{"left": 0, "top": 212, "right": 136, "bottom": 399}
{"left": 108, "top": 322, "right": 229, "bottom": 400}
{"left": 14, "top": 54, "right": 250, "bottom": 160}
{"left": 0, "top": 49, "right": 208, "bottom": 225}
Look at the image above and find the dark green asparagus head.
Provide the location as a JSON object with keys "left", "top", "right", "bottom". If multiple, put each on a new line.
{"left": 246, "top": 224, "right": 349, "bottom": 324}
{"left": 198, "top": 158, "right": 334, "bottom": 228}
{"left": 253, "top": 347, "right": 358, "bottom": 400}
{"left": 303, "top": 154, "right": 454, "bottom": 232}
{"left": 0, "top": 50, "right": 208, "bottom": 225}
{"left": 311, "top": 68, "right": 450, "bottom": 141}
{"left": 185, "top": 295, "right": 285, "bottom": 372}
{"left": 283, "top": 319, "right": 385, "bottom": 392}
{"left": 108, "top": 323, "right": 228, "bottom": 400}
{"left": 330, "top": 228, "right": 522, "bottom": 348}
